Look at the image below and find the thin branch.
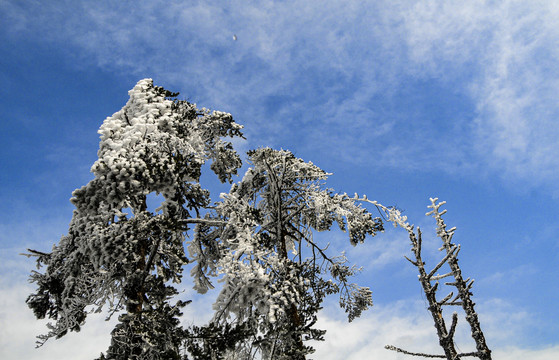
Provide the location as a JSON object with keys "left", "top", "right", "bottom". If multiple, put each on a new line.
{"left": 446, "top": 312, "right": 458, "bottom": 341}
{"left": 438, "top": 292, "right": 454, "bottom": 306}
{"left": 385, "top": 345, "right": 482, "bottom": 359}
{"left": 444, "top": 302, "right": 463, "bottom": 307}
{"left": 404, "top": 255, "right": 418, "bottom": 266}
{"left": 384, "top": 345, "right": 446, "bottom": 358}
{"left": 23, "top": 249, "right": 51, "bottom": 257}
{"left": 427, "top": 245, "right": 459, "bottom": 280}
{"left": 431, "top": 272, "right": 453, "bottom": 281}
{"left": 178, "top": 218, "right": 227, "bottom": 227}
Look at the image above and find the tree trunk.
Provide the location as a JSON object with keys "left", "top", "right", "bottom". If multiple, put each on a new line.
{"left": 270, "top": 164, "right": 306, "bottom": 360}
{"left": 413, "top": 229, "right": 459, "bottom": 360}
{"left": 440, "top": 231, "right": 491, "bottom": 360}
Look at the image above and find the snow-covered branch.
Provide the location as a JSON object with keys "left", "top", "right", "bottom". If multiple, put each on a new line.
{"left": 25, "top": 79, "right": 244, "bottom": 359}
{"left": 386, "top": 199, "right": 492, "bottom": 360}
{"left": 196, "top": 148, "right": 382, "bottom": 358}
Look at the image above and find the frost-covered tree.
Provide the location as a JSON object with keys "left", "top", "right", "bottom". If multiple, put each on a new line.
{"left": 385, "top": 198, "right": 492, "bottom": 360}
{"left": 191, "top": 148, "right": 384, "bottom": 359}
{"left": 25, "top": 79, "right": 243, "bottom": 359}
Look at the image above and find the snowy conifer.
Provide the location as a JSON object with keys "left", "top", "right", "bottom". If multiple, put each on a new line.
{"left": 192, "top": 148, "right": 383, "bottom": 359}
{"left": 26, "top": 79, "right": 243, "bottom": 359}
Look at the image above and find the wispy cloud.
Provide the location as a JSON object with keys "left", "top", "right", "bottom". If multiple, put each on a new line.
{"left": 2, "top": 2, "right": 559, "bottom": 358}
{"left": 311, "top": 297, "right": 559, "bottom": 359}
{"left": 4, "top": 1, "right": 559, "bottom": 192}
{"left": 401, "top": 1, "right": 559, "bottom": 190}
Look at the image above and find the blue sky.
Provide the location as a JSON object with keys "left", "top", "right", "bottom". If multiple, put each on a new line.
{"left": 1, "top": 1, "right": 558, "bottom": 358}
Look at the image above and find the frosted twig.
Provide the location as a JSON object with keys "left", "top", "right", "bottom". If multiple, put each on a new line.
{"left": 427, "top": 245, "right": 459, "bottom": 279}
{"left": 384, "top": 345, "right": 446, "bottom": 358}
{"left": 388, "top": 198, "right": 492, "bottom": 359}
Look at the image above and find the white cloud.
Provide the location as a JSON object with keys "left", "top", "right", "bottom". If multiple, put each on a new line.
{"left": 465, "top": 3, "right": 559, "bottom": 188}
{"left": 0, "top": 279, "right": 114, "bottom": 360}
{"left": 492, "top": 346, "right": 559, "bottom": 360}
{"left": 312, "top": 297, "right": 559, "bottom": 360}
{"left": 311, "top": 300, "right": 441, "bottom": 359}
{"left": 2, "top": 2, "right": 559, "bottom": 358}
{"left": 0, "top": 252, "right": 216, "bottom": 360}
{"left": 4, "top": 1, "right": 559, "bottom": 193}
{"left": 400, "top": 1, "right": 559, "bottom": 190}
{"left": 2, "top": 216, "right": 555, "bottom": 359}
{"left": 6, "top": 276, "right": 557, "bottom": 360}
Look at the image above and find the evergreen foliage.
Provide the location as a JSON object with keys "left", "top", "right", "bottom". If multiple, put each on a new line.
{"left": 25, "top": 80, "right": 474, "bottom": 360}
{"left": 26, "top": 79, "right": 243, "bottom": 359}
{"left": 192, "top": 148, "right": 383, "bottom": 358}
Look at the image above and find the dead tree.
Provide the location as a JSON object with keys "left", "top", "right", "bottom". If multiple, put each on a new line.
{"left": 385, "top": 198, "right": 492, "bottom": 360}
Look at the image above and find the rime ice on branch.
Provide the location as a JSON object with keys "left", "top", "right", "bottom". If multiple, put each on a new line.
{"left": 385, "top": 198, "right": 492, "bottom": 360}
{"left": 192, "top": 148, "right": 384, "bottom": 359}
{"left": 25, "top": 79, "right": 243, "bottom": 359}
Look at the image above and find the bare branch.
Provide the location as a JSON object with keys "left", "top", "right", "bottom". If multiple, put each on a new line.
{"left": 446, "top": 312, "right": 458, "bottom": 341}
{"left": 431, "top": 272, "right": 453, "bottom": 281}
{"left": 427, "top": 245, "right": 459, "bottom": 280}
{"left": 438, "top": 292, "right": 454, "bottom": 306}
{"left": 385, "top": 345, "right": 446, "bottom": 358}
{"left": 404, "top": 255, "right": 418, "bottom": 266}
{"left": 178, "top": 218, "right": 227, "bottom": 227}
{"left": 22, "top": 249, "right": 51, "bottom": 257}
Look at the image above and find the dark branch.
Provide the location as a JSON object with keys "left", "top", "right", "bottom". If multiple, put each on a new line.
{"left": 384, "top": 345, "right": 446, "bottom": 358}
